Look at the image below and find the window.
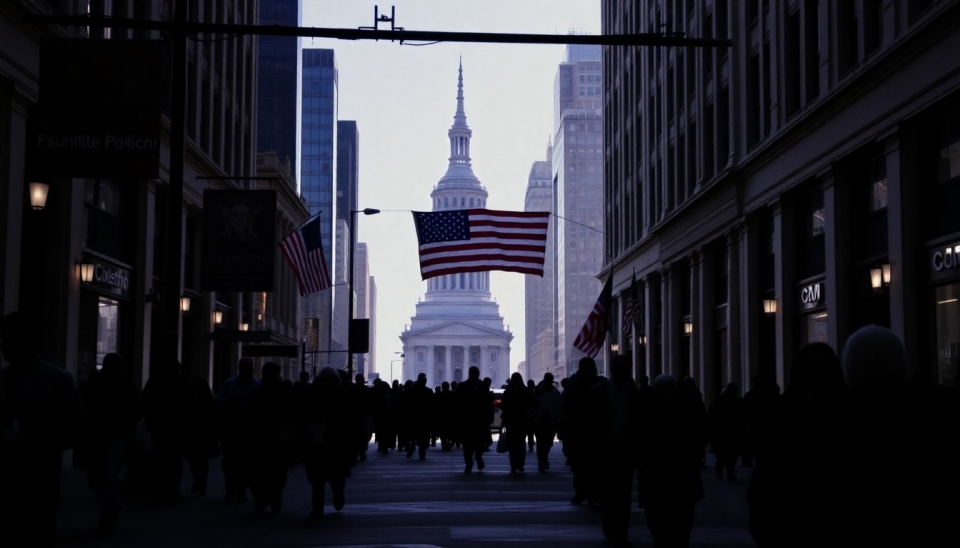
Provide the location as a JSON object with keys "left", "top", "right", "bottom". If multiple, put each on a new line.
{"left": 869, "top": 178, "right": 888, "bottom": 212}
{"left": 938, "top": 139, "right": 960, "bottom": 183}
{"left": 491, "top": 352, "right": 498, "bottom": 363}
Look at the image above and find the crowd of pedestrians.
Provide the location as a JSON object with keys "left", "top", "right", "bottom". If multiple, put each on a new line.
{"left": 3, "top": 306, "right": 960, "bottom": 547}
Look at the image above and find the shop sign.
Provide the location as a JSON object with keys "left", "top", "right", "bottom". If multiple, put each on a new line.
{"left": 83, "top": 260, "right": 132, "bottom": 299}
{"left": 798, "top": 282, "right": 824, "bottom": 311}
{"left": 930, "top": 242, "right": 960, "bottom": 284}
{"left": 200, "top": 190, "right": 277, "bottom": 291}
{"left": 35, "top": 39, "right": 161, "bottom": 179}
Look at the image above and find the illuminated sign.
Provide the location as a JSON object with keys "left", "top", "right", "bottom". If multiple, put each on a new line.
{"left": 81, "top": 259, "right": 132, "bottom": 299}
{"left": 799, "top": 282, "right": 824, "bottom": 311}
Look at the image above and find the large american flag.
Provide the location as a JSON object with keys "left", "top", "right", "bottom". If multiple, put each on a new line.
{"left": 412, "top": 208, "right": 550, "bottom": 280}
{"left": 573, "top": 277, "right": 613, "bottom": 358}
{"left": 279, "top": 214, "right": 331, "bottom": 296}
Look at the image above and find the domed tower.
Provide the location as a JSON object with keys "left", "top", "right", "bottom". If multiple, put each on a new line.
{"left": 399, "top": 61, "right": 513, "bottom": 388}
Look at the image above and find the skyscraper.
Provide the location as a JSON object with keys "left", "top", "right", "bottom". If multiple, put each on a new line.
{"left": 300, "top": 48, "right": 338, "bottom": 365}
{"left": 553, "top": 44, "right": 604, "bottom": 379}
{"left": 257, "top": 0, "right": 300, "bottom": 177}
{"left": 399, "top": 62, "right": 513, "bottom": 388}
{"left": 524, "top": 143, "right": 554, "bottom": 382}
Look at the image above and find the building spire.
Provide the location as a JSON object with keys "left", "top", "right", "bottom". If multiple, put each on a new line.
{"left": 454, "top": 57, "right": 467, "bottom": 129}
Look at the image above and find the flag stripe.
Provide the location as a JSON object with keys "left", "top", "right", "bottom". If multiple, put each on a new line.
{"left": 413, "top": 208, "right": 550, "bottom": 280}
{"left": 279, "top": 214, "right": 332, "bottom": 296}
{"left": 573, "top": 277, "right": 613, "bottom": 358}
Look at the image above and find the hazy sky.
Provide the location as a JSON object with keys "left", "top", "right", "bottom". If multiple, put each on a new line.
{"left": 301, "top": 1, "right": 601, "bottom": 380}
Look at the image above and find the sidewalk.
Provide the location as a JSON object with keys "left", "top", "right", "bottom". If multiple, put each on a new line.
{"left": 54, "top": 445, "right": 755, "bottom": 547}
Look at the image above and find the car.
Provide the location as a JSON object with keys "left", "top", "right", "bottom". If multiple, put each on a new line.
{"left": 491, "top": 388, "right": 504, "bottom": 432}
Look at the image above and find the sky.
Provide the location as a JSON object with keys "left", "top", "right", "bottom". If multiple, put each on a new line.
{"left": 301, "top": 1, "right": 601, "bottom": 380}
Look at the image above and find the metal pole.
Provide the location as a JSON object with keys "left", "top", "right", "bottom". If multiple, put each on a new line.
{"left": 161, "top": 0, "right": 187, "bottom": 373}
{"left": 347, "top": 210, "right": 356, "bottom": 381}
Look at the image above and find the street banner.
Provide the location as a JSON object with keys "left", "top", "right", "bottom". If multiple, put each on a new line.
{"left": 200, "top": 190, "right": 277, "bottom": 291}
{"left": 35, "top": 39, "right": 162, "bottom": 179}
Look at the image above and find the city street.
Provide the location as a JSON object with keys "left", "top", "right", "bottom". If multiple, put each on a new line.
{"left": 56, "top": 437, "right": 755, "bottom": 547}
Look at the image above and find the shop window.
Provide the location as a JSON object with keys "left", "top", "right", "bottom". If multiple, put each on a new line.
{"left": 937, "top": 137, "right": 960, "bottom": 183}
{"left": 801, "top": 312, "right": 829, "bottom": 345}
{"left": 84, "top": 179, "right": 130, "bottom": 262}
{"left": 935, "top": 283, "right": 960, "bottom": 386}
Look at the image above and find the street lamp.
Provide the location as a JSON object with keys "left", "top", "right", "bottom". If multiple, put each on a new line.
{"left": 348, "top": 208, "right": 380, "bottom": 381}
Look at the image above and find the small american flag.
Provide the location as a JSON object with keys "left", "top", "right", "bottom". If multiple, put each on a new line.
{"left": 622, "top": 273, "right": 638, "bottom": 336}
{"left": 412, "top": 208, "right": 550, "bottom": 280}
{"left": 573, "top": 277, "right": 613, "bottom": 358}
{"left": 279, "top": 214, "right": 331, "bottom": 296}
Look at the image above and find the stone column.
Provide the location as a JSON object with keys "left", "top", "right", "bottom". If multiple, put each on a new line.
{"left": 885, "top": 129, "right": 920, "bottom": 374}
{"left": 443, "top": 346, "right": 453, "bottom": 382}
{"left": 660, "top": 267, "right": 674, "bottom": 377}
{"left": 822, "top": 169, "right": 849, "bottom": 353}
{"left": 727, "top": 228, "right": 742, "bottom": 389}
{"left": 691, "top": 250, "right": 703, "bottom": 390}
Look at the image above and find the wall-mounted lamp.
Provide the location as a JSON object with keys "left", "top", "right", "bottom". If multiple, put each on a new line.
{"left": 610, "top": 343, "right": 620, "bottom": 353}
{"left": 763, "top": 298, "right": 778, "bottom": 316}
{"left": 870, "top": 263, "right": 892, "bottom": 290}
{"left": 683, "top": 321, "right": 693, "bottom": 335}
{"left": 78, "top": 261, "right": 95, "bottom": 283}
{"left": 214, "top": 310, "right": 223, "bottom": 324}
{"left": 257, "top": 312, "right": 263, "bottom": 322}
{"left": 180, "top": 296, "right": 191, "bottom": 312}
{"left": 239, "top": 322, "right": 249, "bottom": 331}
{"left": 29, "top": 182, "right": 49, "bottom": 210}
{"left": 638, "top": 334, "right": 647, "bottom": 345}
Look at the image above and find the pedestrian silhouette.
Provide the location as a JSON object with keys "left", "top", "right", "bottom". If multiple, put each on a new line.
{"left": 304, "top": 366, "right": 354, "bottom": 519}
{"left": 79, "top": 352, "right": 141, "bottom": 536}
{"left": 216, "top": 356, "right": 260, "bottom": 501}
{"left": 0, "top": 311, "right": 86, "bottom": 547}
{"left": 454, "top": 366, "right": 492, "bottom": 473}
{"left": 184, "top": 377, "right": 219, "bottom": 497}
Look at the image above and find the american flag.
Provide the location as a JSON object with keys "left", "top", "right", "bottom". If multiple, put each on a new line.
{"left": 279, "top": 214, "right": 331, "bottom": 296}
{"left": 573, "top": 277, "right": 613, "bottom": 358}
{"left": 622, "top": 273, "right": 638, "bottom": 336}
{"left": 412, "top": 208, "right": 550, "bottom": 280}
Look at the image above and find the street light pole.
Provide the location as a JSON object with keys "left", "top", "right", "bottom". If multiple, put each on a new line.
{"left": 347, "top": 208, "right": 380, "bottom": 381}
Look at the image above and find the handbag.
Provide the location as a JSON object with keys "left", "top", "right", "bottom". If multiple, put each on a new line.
{"left": 496, "top": 428, "right": 509, "bottom": 453}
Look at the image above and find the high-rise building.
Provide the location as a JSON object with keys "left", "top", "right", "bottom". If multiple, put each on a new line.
{"left": 553, "top": 44, "right": 605, "bottom": 380}
{"left": 300, "top": 48, "right": 338, "bottom": 367}
{"left": 399, "top": 62, "right": 513, "bottom": 388}
{"left": 524, "top": 144, "right": 554, "bottom": 383}
{"left": 354, "top": 242, "right": 373, "bottom": 377}
{"left": 257, "top": 0, "right": 300, "bottom": 178}
{"left": 602, "top": 1, "right": 960, "bottom": 404}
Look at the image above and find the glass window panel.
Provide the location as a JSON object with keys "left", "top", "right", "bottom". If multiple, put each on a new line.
{"left": 96, "top": 297, "right": 120, "bottom": 370}
{"left": 936, "top": 283, "right": 960, "bottom": 386}
{"left": 870, "top": 178, "right": 888, "bottom": 212}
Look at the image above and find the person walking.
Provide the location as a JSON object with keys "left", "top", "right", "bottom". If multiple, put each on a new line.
{"left": 582, "top": 355, "right": 644, "bottom": 545}
{"left": 215, "top": 357, "right": 259, "bottom": 501}
{"left": 303, "top": 366, "right": 354, "bottom": 519}
{"left": 499, "top": 372, "right": 534, "bottom": 474}
{"left": 79, "top": 352, "right": 141, "bottom": 536}
{"left": 454, "top": 366, "right": 494, "bottom": 473}
{"left": 140, "top": 359, "right": 190, "bottom": 504}
{"left": 708, "top": 382, "right": 747, "bottom": 481}
{"left": 0, "top": 311, "right": 86, "bottom": 547}
{"left": 184, "top": 376, "right": 219, "bottom": 497}
{"left": 244, "top": 362, "right": 294, "bottom": 515}
{"left": 403, "top": 373, "right": 436, "bottom": 461}
{"left": 561, "top": 357, "right": 603, "bottom": 505}
{"left": 532, "top": 372, "right": 562, "bottom": 472}
{"left": 640, "top": 374, "right": 706, "bottom": 548}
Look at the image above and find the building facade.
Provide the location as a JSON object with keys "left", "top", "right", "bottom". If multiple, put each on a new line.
{"left": 553, "top": 44, "right": 606, "bottom": 379}
{"left": 299, "top": 47, "right": 337, "bottom": 369}
{"left": 523, "top": 144, "right": 555, "bottom": 382}
{"left": 257, "top": 0, "right": 300, "bottom": 178}
{"left": 0, "top": 1, "right": 311, "bottom": 395}
{"left": 602, "top": 0, "right": 960, "bottom": 404}
{"left": 399, "top": 62, "right": 513, "bottom": 388}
